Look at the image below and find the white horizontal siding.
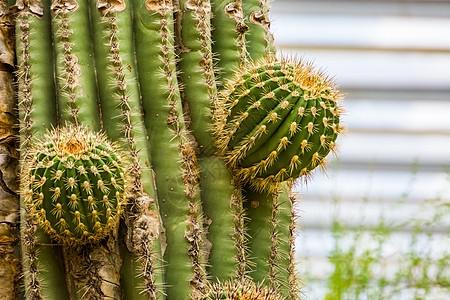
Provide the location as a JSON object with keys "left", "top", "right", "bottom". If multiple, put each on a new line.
{"left": 278, "top": 49, "right": 450, "bottom": 90}
{"left": 338, "top": 132, "right": 450, "bottom": 166}
{"left": 345, "top": 99, "right": 450, "bottom": 133}
{"left": 271, "top": 0, "right": 450, "bottom": 18}
{"left": 298, "top": 169, "right": 450, "bottom": 203}
{"left": 270, "top": 1, "right": 450, "bottom": 298}
{"left": 272, "top": 15, "right": 450, "bottom": 50}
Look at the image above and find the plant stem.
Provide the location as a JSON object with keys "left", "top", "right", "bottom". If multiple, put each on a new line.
{"left": 132, "top": 0, "right": 206, "bottom": 297}
{"left": 90, "top": 0, "right": 164, "bottom": 297}
{"left": 16, "top": 1, "right": 70, "bottom": 298}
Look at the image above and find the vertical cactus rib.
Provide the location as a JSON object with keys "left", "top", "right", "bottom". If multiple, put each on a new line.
{"left": 267, "top": 188, "right": 281, "bottom": 290}
{"left": 90, "top": 0, "right": 164, "bottom": 297}
{"left": 232, "top": 180, "right": 247, "bottom": 282}
{"left": 242, "top": 0, "right": 274, "bottom": 59}
{"left": 266, "top": 182, "right": 302, "bottom": 298}
{"left": 286, "top": 184, "right": 302, "bottom": 298}
{"left": 243, "top": 184, "right": 300, "bottom": 298}
{"left": 210, "top": 0, "right": 248, "bottom": 86}
{"left": 132, "top": 0, "right": 206, "bottom": 298}
{"left": 51, "top": 0, "right": 100, "bottom": 130}
{"left": 174, "top": 0, "right": 242, "bottom": 283}
{"left": 16, "top": 0, "right": 56, "bottom": 143}
{"left": 242, "top": 187, "right": 277, "bottom": 286}
{"left": 175, "top": 0, "right": 216, "bottom": 155}
{"left": 198, "top": 157, "right": 244, "bottom": 281}
{"left": 207, "top": 0, "right": 253, "bottom": 284}
{"left": 15, "top": 0, "right": 70, "bottom": 298}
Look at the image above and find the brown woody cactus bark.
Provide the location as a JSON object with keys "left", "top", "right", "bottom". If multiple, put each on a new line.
{"left": 0, "top": 1, "right": 20, "bottom": 299}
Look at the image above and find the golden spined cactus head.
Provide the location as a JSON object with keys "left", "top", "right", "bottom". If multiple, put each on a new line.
{"left": 22, "top": 125, "right": 128, "bottom": 245}
{"left": 215, "top": 56, "right": 344, "bottom": 192}
{"left": 198, "top": 279, "right": 284, "bottom": 299}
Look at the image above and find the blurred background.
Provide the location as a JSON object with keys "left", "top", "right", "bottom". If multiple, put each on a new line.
{"left": 269, "top": 0, "right": 450, "bottom": 299}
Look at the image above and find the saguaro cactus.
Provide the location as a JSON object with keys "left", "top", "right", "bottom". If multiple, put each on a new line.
{"left": 1, "top": 0, "right": 345, "bottom": 299}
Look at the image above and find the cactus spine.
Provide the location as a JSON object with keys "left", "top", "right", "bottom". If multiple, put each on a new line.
{"left": 199, "top": 279, "right": 285, "bottom": 299}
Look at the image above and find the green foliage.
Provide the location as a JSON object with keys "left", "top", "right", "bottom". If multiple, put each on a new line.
{"left": 299, "top": 184, "right": 450, "bottom": 300}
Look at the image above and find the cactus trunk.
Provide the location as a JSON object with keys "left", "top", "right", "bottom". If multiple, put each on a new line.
{"left": 0, "top": 2, "right": 22, "bottom": 298}
{"left": 2, "top": 0, "right": 345, "bottom": 298}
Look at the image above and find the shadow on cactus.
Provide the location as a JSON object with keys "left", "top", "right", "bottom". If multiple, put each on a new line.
{"left": 22, "top": 125, "right": 127, "bottom": 245}
{"left": 215, "top": 56, "right": 344, "bottom": 192}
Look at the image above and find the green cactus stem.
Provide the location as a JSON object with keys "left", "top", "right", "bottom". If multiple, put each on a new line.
{"left": 211, "top": 0, "right": 248, "bottom": 86}
{"left": 198, "top": 157, "right": 245, "bottom": 280}
{"left": 175, "top": 0, "right": 244, "bottom": 282}
{"left": 242, "top": 0, "right": 274, "bottom": 59}
{"left": 16, "top": 1, "right": 70, "bottom": 298}
{"left": 216, "top": 56, "right": 344, "bottom": 192}
{"left": 23, "top": 126, "right": 127, "bottom": 245}
{"left": 284, "top": 187, "right": 302, "bottom": 299}
{"left": 207, "top": 0, "right": 255, "bottom": 283}
{"left": 90, "top": 0, "right": 164, "bottom": 297}
{"left": 51, "top": 0, "right": 100, "bottom": 130}
{"left": 132, "top": 0, "right": 206, "bottom": 298}
{"left": 243, "top": 186, "right": 280, "bottom": 290}
{"left": 243, "top": 182, "right": 301, "bottom": 297}
{"left": 176, "top": 0, "right": 217, "bottom": 155}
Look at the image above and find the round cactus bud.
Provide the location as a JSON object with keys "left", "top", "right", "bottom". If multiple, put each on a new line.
{"left": 215, "top": 56, "right": 344, "bottom": 191}
{"left": 23, "top": 126, "right": 127, "bottom": 245}
{"left": 199, "top": 279, "right": 284, "bottom": 299}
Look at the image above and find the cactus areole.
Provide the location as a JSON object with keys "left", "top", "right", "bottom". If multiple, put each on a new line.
{"left": 23, "top": 126, "right": 127, "bottom": 245}
{"left": 216, "top": 57, "right": 344, "bottom": 191}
